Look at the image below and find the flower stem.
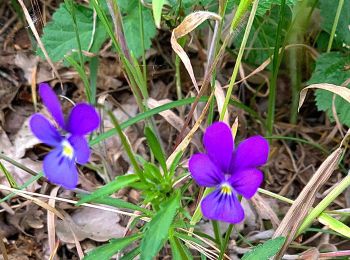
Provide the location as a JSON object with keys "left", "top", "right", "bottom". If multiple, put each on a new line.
{"left": 327, "top": 0, "right": 344, "bottom": 52}
{"left": 219, "top": 0, "right": 258, "bottom": 121}
{"left": 212, "top": 220, "right": 222, "bottom": 247}
{"left": 218, "top": 224, "right": 234, "bottom": 260}
{"left": 266, "top": 0, "right": 287, "bottom": 137}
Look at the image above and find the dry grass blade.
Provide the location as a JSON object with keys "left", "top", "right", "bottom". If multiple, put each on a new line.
{"left": 171, "top": 11, "right": 221, "bottom": 92}
{"left": 272, "top": 130, "right": 350, "bottom": 258}
{"left": 299, "top": 83, "right": 350, "bottom": 111}
{"left": 48, "top": 187, "right": 60, "bottom": 260}
{"left": 214, "top": 81, "right": 229, "bottom": 124}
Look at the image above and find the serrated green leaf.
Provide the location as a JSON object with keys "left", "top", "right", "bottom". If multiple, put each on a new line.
{"left": 76, "top": 174, "right": 139, "bottom": 205}
{"left": 152, "top": 0, "right": 165, "bottom": 28}
{"left": 256, "top": 0, "right": 295, "bottom": 16}
{"left": 144, "top": 127, "right": 167, "bottom": 174}
{"left": 140, "top": 191, "right": 181, "bottom": 260}
{"left": 122, "top": 1, "right": 157, "bottom": 58}
{"left": 234, "top": 6, "right": 292, "bottom": 67}
{"left": 320, "top": 0, "right": 350, "bottom": 45}
{"left": 308, "top": 52, "right": 350, "bottom": 126}
{"left": 38, "top": 3, "right": 107, "bottom": 63}
{"left": 83, "top": 233, "right": 142, "bottom": 260}
{"left": 242, "top": 237, "right": 286, "bottom": 260}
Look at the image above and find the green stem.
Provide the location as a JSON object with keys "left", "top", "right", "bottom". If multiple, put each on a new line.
{"left": 107, "top": 111, "right": 145, "bottom": 182}
{"left": 220, "top": 0, "right": 258, "bottom": 120}
{"left": 212, "top": 220, "right": 222, "bottom": 247}
{"left": 138, "top": 0, "right": 147, "bottom": 80}
{"left": 327, "top": 0, "right": 344, "bottom": 52}
{"left": 65, "top": 0, "right": 92, "bottom": 103}
{"left": 297, "top": 172, "right": 350, "bottom": 236}
{"left": 218, "top": 224, "right": 234, "bottom": 260}
{"left": 266, "top": 0, "right": 287, "bottom": 137}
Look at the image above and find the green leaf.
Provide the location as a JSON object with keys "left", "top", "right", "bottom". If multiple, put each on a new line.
{"left": 140, "top": 192, "right": 181, "bottom": 260}
{"left": 120, "top": 247, "right": 141, "bottom": 260}
{"left": 320, "top": 0, "right": 350, "bottom": 45}
{"left": 76, "top": 174, "right": 139, "bottom": 205}
{"left": 83, "top": 233, "right": 142, "bottom": 260}
{"left": 234, "top": 6, "right": 292, "bottom": 67}
{"left": 308, "top": 52, "right": 350, "bottom": 126}
{"left": 169, "top": 235, "right": 193, "bottom": 260}
{"left": 78, "top": 195, "right": 152, "bottom": 215}
{"left": 144, "top": 127, "right": 167, "bottom": 174}
{"left": 242, "top": 237, "right": 286, "bottom": 260}
{"left": 152, "top": 0, "right": 165, "bottom": 28}
{"left": 256, "top": 0, "right": 295, "bottom": 16}
{"left": 318, "top": 213, "right": 350, "bottom": 239}
{"left": 38, "top": 3, "right": 107, "bottom": 62}
{"left": 122, "top": 1, "right": 157, "bottom": 58}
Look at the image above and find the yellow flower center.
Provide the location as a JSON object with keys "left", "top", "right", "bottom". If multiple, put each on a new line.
{"left": 221, "top": 183, "right": 232, "bottom": 195}
{"left": 62, "top": 140, "right": 74, "bottom": 159}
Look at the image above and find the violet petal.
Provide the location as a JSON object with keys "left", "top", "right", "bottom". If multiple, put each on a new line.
{"left": 230, "top": 135, "right": 269, "bottom": 172}
{"left": 43, "top": 147, "right": 78, "bottom": 189}
{"left": 66, "top": 103, "right": 99, "bottom": 136}
{"left": 68, "top": 135, "right": 90, "bottom": 164}
{"left": 39, "top": 83, "right": 65, "bottom": 129}
{"left": 30, "top": 114, "right": 63, "bottom": 146}
{"left": 203, "top": 122, "right": 234, "bottom": 173}
{"left": 228, "top": 168, "right": 263, "bottom": 199}
{"left": 201, "top": 189, "right": 245, "bottom": 224}
{"left": 189, "top": 153, "right": 224, "bottom": 187}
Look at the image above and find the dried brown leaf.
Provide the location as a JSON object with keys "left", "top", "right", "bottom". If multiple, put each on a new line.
{"left": 171, "top": 11, "right": 221, "bottom": 92}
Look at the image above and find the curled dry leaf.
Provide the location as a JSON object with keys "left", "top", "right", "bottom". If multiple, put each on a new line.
{"left": 299, "top": 83, "right": 350, "bottom": 111}
{"left": 171, "top": 11, "right": 221, "bottom": 93}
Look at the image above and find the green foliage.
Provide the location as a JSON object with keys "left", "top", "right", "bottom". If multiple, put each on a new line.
{"left": 152, "top": 0, "right": 166, "bottom": 28}
{"left": 308, "top": 52, "right": 350, "bottom": 126}
{"left": 169, "top": 235, "right": 193, "bottom": 260}
{"left": 140, "top": 192, "right": 181, "bottom": 260}
{"left": 242, "top": 237, "right": 286, "bottom": 260}
{"left": 256, "top": 0, "right": 296, "bottom": 16}
{"left": 83, "top": 233, "right": 142, "bottom": 260}
{"left": 234, "top": 5, "right": 292, "bottom": 67}
{"left": 79, "top": 196, "right": 152, "bottom": 215}
{"left": 319, "top": 0, "right": 350, "bottom": 45}
{"left": 121, "top": 1, "right": 157, "bottom": 58}
{"left": 76, "top": 174, "right": 139, "bottom": 205}
{"left": 37, "top": 3, "right": 107, "bottom": 62}
{"left": 38, "top": 1, "right": 156, "bottom": 64}
{"left": 144, "top": 127, "right": 167, "bottom": 174}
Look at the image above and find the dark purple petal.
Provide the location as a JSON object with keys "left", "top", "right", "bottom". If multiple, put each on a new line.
{"left": 228, "top": 168, "right": 263, "bottom": 199}
{"left": 43, "top": 147, "right": 78, "bottom": 189}
{"left": 30, "top": 114, "right": 63, "bottom": 146}
{"left": 203, "top": 122, "right": 234, "bottom": 173}
{"left": 39, "top": 83, "right": 65, "bottom": 128}
{"left": 66, "top": 103, "right": 99, "bottom": 135}
{"left": 201, "top": 189, "right": 244, "bottom": 224}
{"left": 68, "top": 135, "right": 90, "bottom": 164}
{"left": 230, "top": 136, "right": 269, "bottom": 172}
{"left": 189, "top": 154, "right": 224, "bottom": 187}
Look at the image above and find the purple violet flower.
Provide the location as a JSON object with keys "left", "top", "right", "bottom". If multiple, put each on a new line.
{"left": 30, "top": 83, "right": 100, "bottom": 189}
{"left": 189, "top": 122, "right": 269, "bottom": 224}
